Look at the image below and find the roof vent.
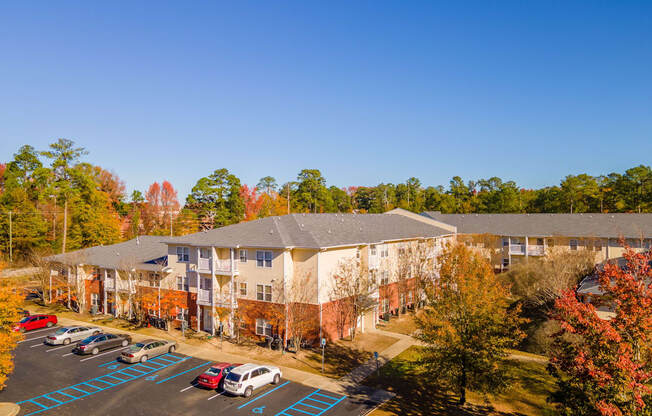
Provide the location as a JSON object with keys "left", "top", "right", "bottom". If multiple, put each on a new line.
{"left": 328, "top": 229, "right": 332, "bottom": 234}
{"left": 269, "top": 229, "right": 274, "bottom": 234}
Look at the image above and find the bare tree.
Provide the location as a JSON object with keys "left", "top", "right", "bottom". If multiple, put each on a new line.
{"left": 284, "top": 273, "right": 318, "bottom": 352}
{"left": 330, "top": 257, "right": 377, "bottom": 340}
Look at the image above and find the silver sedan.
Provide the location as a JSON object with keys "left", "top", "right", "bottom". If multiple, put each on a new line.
{"left": 45, "top": 326, "right": 102, "bottom": 345}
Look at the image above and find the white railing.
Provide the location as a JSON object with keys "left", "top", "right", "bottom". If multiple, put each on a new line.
{"left": 368, "top": 256, "right": 379, "bottom": 269}
{"left": 103, "top": 278, "right": 135, "bottom": 293}
{"left": 198, "top": 289, "right": 211, "bottom": 304}
{"left": 198, "top": 258, "right": 211, "bottom": 272}
{"left": 104, "top": 278, "right": 115, "bottom": 290}
{"left": 509, "top": 244, "right": 526, "bottom": 255}
{"left": 527, "top": 245, "right": 545, "bottom": 256}
{"left": 214, "top": 259, "right": 237, "bottom": 274}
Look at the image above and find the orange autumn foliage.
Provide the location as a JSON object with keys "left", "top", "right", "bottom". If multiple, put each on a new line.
{"left": 0, "top": 262, "right": 25, "bottom": 389}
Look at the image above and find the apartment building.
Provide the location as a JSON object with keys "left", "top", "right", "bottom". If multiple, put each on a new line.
{"left": 47, "top": 211, "right": 455, "bottom": 342}
{"left": 420, "top": 211, "right": 652, "bottom": 270}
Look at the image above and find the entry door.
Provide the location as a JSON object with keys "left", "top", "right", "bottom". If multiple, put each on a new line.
{"left": 202, "top": 307, "right": 212, "bottom": 332}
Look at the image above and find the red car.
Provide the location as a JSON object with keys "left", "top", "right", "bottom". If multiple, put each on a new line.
{"left": 196, "top": 363, "right": 240, "bottom": 390}
{"left": 13, "top": 314, "right": 57, "bottom": 332}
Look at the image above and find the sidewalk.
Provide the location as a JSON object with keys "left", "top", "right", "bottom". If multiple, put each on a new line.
{"left": 56, "top": 316, "right": 396, "bottom": 405}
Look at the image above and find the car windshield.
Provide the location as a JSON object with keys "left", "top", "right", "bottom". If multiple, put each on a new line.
{"left": 225, "top": 372, "right": 241, "bottom": 382}
{"left": 206, "top": 368, "right": 221, "bottom": 376}
{"left": 129, "top": 343, "right": 145, "bottom": 352}
{"left": 19, "top": 317, "right": 31, "bottom": 323}
{"left": 55, "top": 328, "right": 69, "bottom": 335}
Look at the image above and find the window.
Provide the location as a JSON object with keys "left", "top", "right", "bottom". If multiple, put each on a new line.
{"left": 570, "top": 239, "right": 578, "bottom": 251}
{"left": 176, "top": 307, "right": 188, "bottom": 322}
{"left": 502, "top": 258, "right": 510, "bottom": 267}
{"left": 380, "top": 271, "right": 390, "bottom": 286}
{"left": 149, "top": 272, "right": 160, "bottom": 286}
{"left": 256, "top": 251, "right": 272, "bottom": 268}
{"left": 594, "top": 240, "right": 602, "bottom": 251}
{"left": 176, "top": 247, "right": 189, "bottom": 262}
{"left": 239, "top": 249, "right": 248, "bottom": 263}
{"left": 370, "top": 245, "right": 377, "bottom": 256}
{"left": 536, "top": 238, "right": 544, "bottom": 246}
{"left": 256, "top": 284, "right": 272, "bottom": 302}
{"left": 256, "top": 319, "right": 273, "bottom": 337}
{"left": 176, "top": 276, "right": 189, "bottom": 291}
{"left": 90, "top": 293, "right": 99, "bottom": 306}
{"left": 381, "top": 299, "right": 389, "bottom": 314}
{"left": 239, "top": 282, "right": 247, "bottom": 296}
{"left": 200, "top": 248, "right": 211, "bottom": 259}
{"left": 400, "top": 294, "right": 405, "bottom": 307}
{"left": 91, "top": 267, "right": 100, "bottom": 279}
{"left": 502, "top": 238, "right": 509, "bottom": 247}
{"left": 380, "top": 244, "right": 389, "bottom": 258}
{"left": 407, "top": 291, "right": 413, "bottom": 304}
{"left": 547, "top": 239, "right": 555, "bottom": 247}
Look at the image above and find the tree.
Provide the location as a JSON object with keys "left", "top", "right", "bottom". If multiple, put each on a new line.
{"left": 40, "top": 138, "right": 88, "bottom": 253}
{"left": 257, "top": 176, "right": 278, "bottom": 195}
{"left": 158, "top": 290, "right": 187, "bottom": 331}
{"left": 186, "top": 168, "right": 244, "bottom": 228}
{"left": 294, "top": 169, "right": 331, "bottom": 213}
{"left": 415, "top": 243, "right": 526, "bottom": 405}
{"left": 329, "top": 257, "right": 377, "bottom": 340}
{"left": 0, "top": 261, "right": 24, "bottom": 389}
{"left": 240, "top": 185, "right": 264, "bottom": 221}
{"left": 548, "top": 247, "right": 652, "bottom": 416}
{"left": 284, "top": 273, "right": 318, "bottom": 352}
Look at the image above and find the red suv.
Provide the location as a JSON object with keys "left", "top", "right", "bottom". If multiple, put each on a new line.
{"left": 197, "top": 363, "right": 240, "bottom": 390}
{"left": 13, "top": 314, "right": 57, "bottom": 332}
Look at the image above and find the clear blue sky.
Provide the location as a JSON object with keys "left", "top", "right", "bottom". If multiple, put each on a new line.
{"left": 1, "top": 1, "right": 651, "bottom": 200}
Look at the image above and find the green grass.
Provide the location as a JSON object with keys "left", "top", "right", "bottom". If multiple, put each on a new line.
{"left": 365, "top": 346, "right": 556, "bottom": 416}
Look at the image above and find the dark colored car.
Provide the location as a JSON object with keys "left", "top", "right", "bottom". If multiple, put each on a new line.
{"left": 13, "top": 314, "right": 57, "bottom": 332}
{"left": 196, "top": 362, "right": 240, "bottom": 390}
{"left": 74, "top": 333, "right": 132, "bottom": 355}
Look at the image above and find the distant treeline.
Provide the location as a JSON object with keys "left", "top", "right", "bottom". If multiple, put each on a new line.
{"left": 1, "top": 139, "right": 650, "bottom": 260}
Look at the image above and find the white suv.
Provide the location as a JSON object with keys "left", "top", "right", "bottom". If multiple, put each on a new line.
{"left": 223, "top": 364, "right": 282, "bottom": 397}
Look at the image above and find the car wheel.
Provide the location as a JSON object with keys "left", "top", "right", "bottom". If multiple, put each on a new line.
{"left": 121, "top": 340, "right": 128, "bottom": 347}
{"left": 272, "top": 374, "right": 280, "bottom": 385}
{"left": 63, "top": 338, "right": 71, "bottom": 345}
{"left": 46, "top": 322, "right": 53, "bottom": 328}
{"left": 93, "top": 330, "right": 100, "bottom": 335}
{"left": 140, "top": 355, "right": 148, "bottom": 363}
{"left": 92, "top": 347, "right": 99, "bottom": 355}
{"left": 244, "top": 386, "right": 253, "bottom": 398}
{"left": 168, "top": 345, "right": 175, "bottom": 353}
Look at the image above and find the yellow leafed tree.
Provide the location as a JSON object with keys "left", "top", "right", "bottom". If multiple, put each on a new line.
{"left": 0, "top": 262, "right": 25, "bottom": 389}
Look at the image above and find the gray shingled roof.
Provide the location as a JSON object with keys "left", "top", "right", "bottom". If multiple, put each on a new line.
{"left": 421, "top": 212, "right": 652, "bottom": 239}
{"left": 46, "top": 236, "right": 172, "bottom": 271}
{"left": 168, "top": 213, "right": 453, "bottom": 249}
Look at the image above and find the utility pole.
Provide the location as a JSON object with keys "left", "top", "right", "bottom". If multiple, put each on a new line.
{"left": 8, "top": 211, "right": 13, "bottom": 264}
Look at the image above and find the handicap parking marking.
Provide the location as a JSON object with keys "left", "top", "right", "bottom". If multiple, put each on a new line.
{"left": 16, "top": 353, "right": 190, "bottom": 416}
{"left": 274, "top": 389, "right": 347, "bottom": 416}
{"left": 237, "top": 381, "right": 291, "bottom": 410}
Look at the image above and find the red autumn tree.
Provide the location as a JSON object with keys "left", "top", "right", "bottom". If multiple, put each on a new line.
{"left": 141, "top": 181, "right": 180, "bottom": 235}
{"left": 548, "top": 246, "right": 652, "bottom": 416}
{"left": 240, "top": 184, "right": 264, "bottom": 221}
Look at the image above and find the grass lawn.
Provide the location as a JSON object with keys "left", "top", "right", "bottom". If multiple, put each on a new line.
{"left": 364, "top": 346, "right": 556, "bottom": 416}
{"left": 376, "top": 312, "right": 418, "bottom": 336}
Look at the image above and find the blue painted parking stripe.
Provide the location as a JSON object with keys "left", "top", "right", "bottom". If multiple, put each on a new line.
{"left": 300, "top": 402, "right": 325, "bottom": 411}
{"left": 314, "top": 392, "right": 338, "bottom": 401}
{"left": 124, "top": 367, "right": 146, "bottom": 374}
{"left": 56, "top": 391, "right": 76, "bottom": 399}
{"left": 237, "top": 381, "right": 291, "bottom": 409}
{"left": 98, "top": 359, "right": 120, "bottom": 367}
{"left": 16, "top": 355, "right": 189, "bottom": 416}
{"left": 153, "top": 356, "right": 175, "bottom": 363}
{"left": 91, "top": 379, "right": 114, "bottom": 387}
{"left": 273, "top": 389, "right": 347, "bottom": 416}
{"left": 135, "top": 363, "right": 157, "bottom": 371}
{"left": 155, "top": 361, "right": 212, "bottom": 384}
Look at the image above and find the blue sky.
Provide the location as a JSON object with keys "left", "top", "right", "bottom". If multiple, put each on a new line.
{"left": 1, "top": 1, "right": 651, "bottom": 200}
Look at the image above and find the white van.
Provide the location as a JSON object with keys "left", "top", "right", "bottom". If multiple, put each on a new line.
{"left": 223, "top": 364, "right": 282, "bottom": 397}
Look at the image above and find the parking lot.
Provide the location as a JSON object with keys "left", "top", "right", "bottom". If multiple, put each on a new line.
{"left": 1, "top": 327, "right": 376, "bottom": 416}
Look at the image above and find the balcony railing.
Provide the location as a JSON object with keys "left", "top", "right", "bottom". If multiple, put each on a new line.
{"left": 103, "top": 278, "right": 135, "bottom": 293}
{"left": 527, "top": 245, "right": 545, "bottom": 256}
{"left": 198, "top": 258, "right": 211, "bottom": 272}
{"left": 197, "top": 289, "right": 211, "bottom": 305}
{"left": 509, "top": 244, "right": 525, "bottom": 255}
{"left": 214, "top": 259, "right": 238, "bottom": 274}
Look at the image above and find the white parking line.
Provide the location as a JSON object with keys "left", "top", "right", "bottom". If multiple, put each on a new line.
{"left": 20, "top": 327, "right": 58, "bottom": 335}
{"left": 46, "top": 344, "right": 76, "bottom": 352}
{"left": 207, "top": 391, "right": 225, "bottom": 400}
{"left": 29, "top": 342, "right": 46, "bottom": 348}
{"left": 180, "top": 383, "right": 197, "bottom": 392}
{"left": 79, "top": 348, "right": 129, "bottom": 362}
{"left": 18, "top": 336, "right": 47, "bottom": 344}
{"left": 62, "top": 352, "right": 75, "bottom": 357}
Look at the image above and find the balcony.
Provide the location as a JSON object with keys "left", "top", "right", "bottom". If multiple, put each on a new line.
{"left": 214, "top": 259, "right": 238, "bottom": 275}
{"left": 103, "top": 278, "right": 135, "bottom": 293}
{"left": 509, "top": 244, "right": 525, "bottom": 255}
{"left": 197, "top": 289, "right": 212, "bottom": 306}
{"left": 368, "top": 256, "right": 379, "bottom": 270}
{"left": 527, "top": 245, "right": 545, "bottom": 256}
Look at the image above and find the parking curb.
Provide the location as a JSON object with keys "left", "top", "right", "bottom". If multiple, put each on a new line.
{"left": 0, "top": 403, "right": 20, "bottom": 416}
